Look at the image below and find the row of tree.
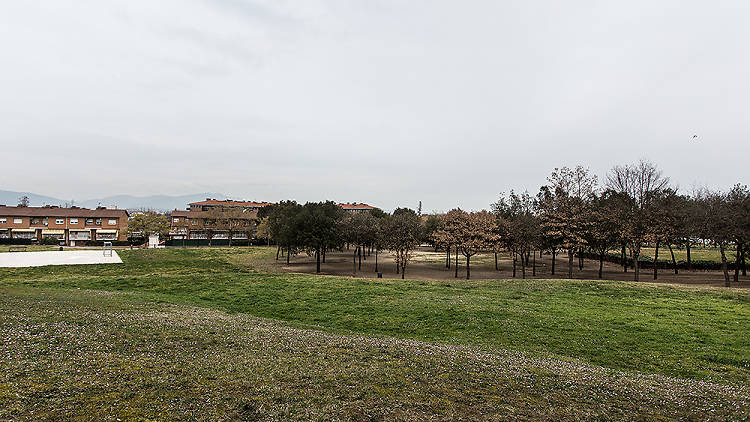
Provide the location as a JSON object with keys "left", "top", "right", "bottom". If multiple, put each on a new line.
{"left": 257, "top": 201, "right": 423, "bottom": 278}
{"left": 257, "top": 161, "right": 748, "bottom": 286}
{"left": 425, "top": 161, "right": 748, "bottom": 286}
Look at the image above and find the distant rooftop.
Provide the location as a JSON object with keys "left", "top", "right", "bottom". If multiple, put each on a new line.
{"left": 337, "top": 202, "right": 377, "bottom": 210}
{"left": 189, "top": 199, "right": 273, "bottom": 207}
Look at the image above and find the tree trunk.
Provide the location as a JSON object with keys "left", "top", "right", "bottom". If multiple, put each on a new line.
{"left": 455, "top": 246, "right": 459, "bottom": 278}
{"left": 521, "top": 252, "right": 526, "bottom": 279}
{"left": 495, "top": 251, "right": 498, "bottom": 271}
{"left": 286, "top": 247, "right": 290, "bottom": 264}
{"left": 622, "top": 244, "right": 628, "bottom": 272}
{"left": 686, "top": 242, "right": 692, "bottom": 270}
{"left": 228, "top": 232, "right": 232, "bottom": 247}
{"left": 734, "top": 243, "right": 742, "bottom": 283}
{"left": 512, "top": 254, "right": 517, "bottom": 278}
{"left": 446, "top": 246, "right": 450, "bottom": 268}
{"left": 653, "top": 242, "right": 659, "bottom": 280}
{"left": 353, "top": 247, "right": 357, "bottom": 273}
{"left": 375, "top": 248, "right": 379, "bottom": 272}
{"left": 276, "top": 245, "right": 280, "bottom": 260}
{"left": 633, "top": 249, "right": 640, "bottom": 281}
{"left": 551, "top": 249, "right": 555, "bottom": 275}
{"left": 578, "top": 248, "right": 584, "bottom": 271}
{"left": 568, "top": 248, "right": 574, "bottom": 278}
{"left": 322, "top": 248, "right": 326, "bottom": 263}
{"left": 720, "top": 243, "right": 730, "bottom": 287}
{"left": 532, "top": 250, "right": 536, "bottom": 276}
{"left": 401, "top": 264, "right": 405, "bottom": 279}
{"left": 598, "top": 250, "right": 604, "bottom": 279}
{"left": 316, "top": 248, "right": 321, "bottom": 273}
{"left": 466, "top": 255, "right": 471, "bottom": 280}
{"left": 668, "top": 244, "right": 678, "bottom": 274}
{"left": 358, "top": 245, "right": 362, "bottom": 270}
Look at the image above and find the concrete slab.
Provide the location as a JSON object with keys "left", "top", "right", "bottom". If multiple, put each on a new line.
{"left": 0, "top": 250, "right": 123, "bottom": 268}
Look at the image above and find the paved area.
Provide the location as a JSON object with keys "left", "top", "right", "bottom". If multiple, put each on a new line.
{"left": 0, "top": 250, "right": 123, "bottom": 268}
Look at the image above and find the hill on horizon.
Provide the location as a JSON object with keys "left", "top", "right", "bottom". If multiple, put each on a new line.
{"left": 0, "top": 190, "right": 228, "bottom": 211}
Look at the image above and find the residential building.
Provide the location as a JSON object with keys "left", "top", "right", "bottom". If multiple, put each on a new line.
{"left": 169, "top": 199, "right": 378, "bottom": 240}
{"left": 169, "top": 209, "right": 256, "bottom": 241}
{"left": 338, "top": 202, "right": 378, "bottom": 213}
{"left": 188, "top": 199, "right": 273, "bottom": 212}
{"left": 0, "top": 205, "right": 129, "bottom": 245}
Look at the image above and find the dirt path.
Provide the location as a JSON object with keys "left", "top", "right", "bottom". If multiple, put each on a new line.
{"left": 275, "top": 246, "right": 750, "bottom": 288}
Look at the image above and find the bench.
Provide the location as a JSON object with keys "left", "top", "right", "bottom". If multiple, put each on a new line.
{"left": 8, "top": 246, "right": 27, "bottom": 252}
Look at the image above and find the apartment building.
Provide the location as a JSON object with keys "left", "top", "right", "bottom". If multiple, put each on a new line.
{"left": 188, "top": 199, "right": 273, "bottom": 212}
{"left": 170, "top": 209, "right": 256, "bottom": 241}
{"left": 338, "top": 202, "right": 378, "bottom": 213}
{"left": 170, "top": 199, "right": 377, "bottom": 240}
{"left": 0, "top": 205, "right": 129, "bottom": 245}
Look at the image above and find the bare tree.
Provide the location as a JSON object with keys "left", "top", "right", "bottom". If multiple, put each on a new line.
{"left": 583, "top": 191, "right": 621, "bottom": 279}
{"left": 606, "top": 160, "right": 669, "bottom": 281}
{"left": 727, "top": 184, "right": 750, "bottom": 282}
{"left": 695, "top": 189, "right": 734, "bottom": 286}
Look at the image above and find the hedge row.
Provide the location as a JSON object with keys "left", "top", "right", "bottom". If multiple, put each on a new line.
{"left": 0, "top": 239, "right": 34, "bottom": 245}
{"left": 581, "top": 251, "right": 745, "bottom": 271}
{"left": 0, "top": 239, "right": 144, "bottom": 247}
{"left": 164, "top": 238, "right": 267, "bottom": 247}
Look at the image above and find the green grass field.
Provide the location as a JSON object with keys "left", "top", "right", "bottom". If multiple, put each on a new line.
{"left": 1, "top": 247, "right": 748, "bottom": 420}
{"left": 615, "top": 246, "right": 735, "bottom": 263}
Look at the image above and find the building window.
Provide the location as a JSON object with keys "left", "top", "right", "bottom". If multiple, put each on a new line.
{"left": 69, "top": 231, "right": 91, "bottom": 240}
{"left": 56, "top": 219, "right": 64, "bottom": 225}
{"left": 173, "top": 218, "right": 179, "bottom": 223}
{"left": 108, "top": 219, "right": 117, "bottom": 225}
{"left": 95, "top": 219, "right": 102, "bottom": 225}
{"left": 13, "top": 218, "right": 22, "bottom": 224}
{"left": 70, "top": 218, "right": 78, "bottom": 224}
{"left": 86, "top": 218, "right": 94, "bottom": 224}
{"left": 31, "top": 218, "right": 40, "bottom": 225}
{"left": 97, "top": 232, "right": 116, "bottom": 240}
{"left": 0, "top": 218, "right": 6, "bottom": 224}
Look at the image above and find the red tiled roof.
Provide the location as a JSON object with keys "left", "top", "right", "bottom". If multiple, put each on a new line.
{"left": 338, "top": 203, "right": 377, "bottom": 210}
{"left": 170, "top": 209, "right": 258, "bottom": 217}
{"left": 189, "top": 199, "right": 273, "bottom": 207}
{"left": 182, "top": 200, "right": 377, "bottom": 211}
{"left": 0, "top": 205, "right": 128, "bottom": 218}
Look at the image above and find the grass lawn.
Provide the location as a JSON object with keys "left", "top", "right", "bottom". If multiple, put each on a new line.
{"left": 617, "top": 246, "right": 738, "bottom": 263}
{"left": 1, "top": 247, "right": 749, "bottom": 420}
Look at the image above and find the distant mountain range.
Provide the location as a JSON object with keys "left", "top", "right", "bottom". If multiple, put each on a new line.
{"left": 0, "top": 190, "right": 228, "bottom": 211}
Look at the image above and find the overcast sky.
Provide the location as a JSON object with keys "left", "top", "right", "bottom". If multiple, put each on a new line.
{"left": 2, "top": 1, "right": 748, "bottom": 212}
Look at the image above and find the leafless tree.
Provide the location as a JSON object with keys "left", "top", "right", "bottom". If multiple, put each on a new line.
{"left": 606, "top": 160, "right": 669, "bottom": 281}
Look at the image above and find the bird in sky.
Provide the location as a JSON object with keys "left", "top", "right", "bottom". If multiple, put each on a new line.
{"left": 692, "top": 135, "right": 699, "bottom": 141}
